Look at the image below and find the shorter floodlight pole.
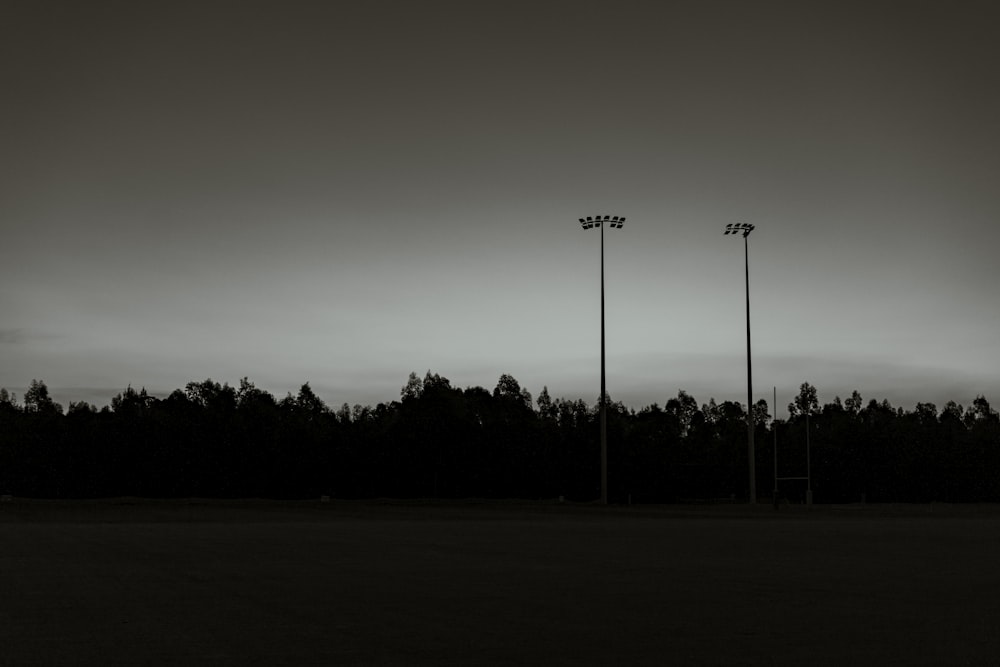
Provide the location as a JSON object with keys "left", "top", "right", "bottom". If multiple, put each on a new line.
{"left": 724, "top": 222, "right": 756, "bottom": 504}
{"left": 579, "top": 214, "right": 625, "bottom": 504}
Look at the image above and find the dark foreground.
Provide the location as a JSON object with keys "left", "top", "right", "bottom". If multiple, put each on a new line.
{"left": 2, "top": 500, "right": 999, "bottom": 666}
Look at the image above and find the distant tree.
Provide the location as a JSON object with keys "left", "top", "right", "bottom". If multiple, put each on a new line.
{"left": 494, "top": 373, "right": 532, "bottom": 409}
{"left": 912, "top": 402, "right": 938, "bottom": 425}
{"left": 880, "top": 398, "right": 900, "bottom": 417}
{"left": 965, "top": 395, "right": 998, "bottom": 426}
{"left": 752, "top": 398, "right": 770, "bottom": 426}
{"left": 941, "top": 400, "right": 964, "bottom": 425}
{"left": 235, "top": 377, "right": 275, "bottom": 410}
{"left": 844, "top": 390, "right": 864, "bottom": 415}
{"left": 555, "top": 397, "right": 591, "bottom": 429}
{"left": 65, "top": 400, "right": 95, "bottom": 414}
{"left": 701, "top": 398, "right": 721, "bottom": 425}
{"left": 184, "top": 379, "right": 235, "bottom": 411}
{"left": 23, "top": 379, "right": 62, "bottom": 415}
{"left": 536, "top": 386, "right": 556, "bottom": 420}
{"left": 520, "top": 386, "right": 533, "bottom": 408}
{"left": 666, "top": 390, "right": 699, "bottom": 436}
{"left": 351, "top": 404, "right": 371, "bottom": 422}
{"left": 400, "top": 371, "right": 423, "bottom": 401}
{"left": 493, "top": 373, "right": 520, "bottom": 398}
{"left": 718, "top": 400, "right": 745, "bottom": 423}
{"left": 296, "top": 382, "right": 328, "bottom": 417}
{"left": 788, "top": 382, "right": 819, "bottom": 418}
{"left": 862, "top": 398, "right": 895, "bottom": 422}
{"left": 278, "top": 392, "right": 297, "bottom": 411}
{"left": 422, "top": 370, "right": 452, "bottom": 393}
{"left": 111, "top": 385, "right": 155, "bottom": 413}
{"left": 0, "top": 388, "right": 18, "bottom": 409}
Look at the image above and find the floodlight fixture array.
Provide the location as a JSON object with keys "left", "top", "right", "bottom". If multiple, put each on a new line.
{"left": 579, "top": 215, "right": 625, "bottom": 230}
{"left": 724, "top": 222, "right": 755, "bottom": 238}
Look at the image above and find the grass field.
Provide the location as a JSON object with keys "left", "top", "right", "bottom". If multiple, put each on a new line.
{"left": 2, "top": 500, "right": 999, "bottom": 666}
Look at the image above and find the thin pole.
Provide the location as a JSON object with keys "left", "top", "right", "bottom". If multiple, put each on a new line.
{"left": 600, "top": 221, "right": 607, "bottom": 505}
{"left": 806, "top": 412, "right": 812, "bottom": 505}
{"left": 773, "top": 386, "right": 778, "bottom": 509}
{"left": 745, "top": 235, "right": 755, "bottom": 504}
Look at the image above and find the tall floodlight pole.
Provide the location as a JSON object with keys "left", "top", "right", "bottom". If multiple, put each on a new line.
{"left": 579, "top": 215, "right": 625, "bottom": 504}
{"left": 724, "top": 222, "right": 756, "bottom": 504}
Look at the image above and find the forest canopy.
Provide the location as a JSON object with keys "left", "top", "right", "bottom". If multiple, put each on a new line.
{"left": 1, "top": 375, "right": 997, "bottom": 502}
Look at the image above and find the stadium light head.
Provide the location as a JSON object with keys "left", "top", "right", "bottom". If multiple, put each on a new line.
{"left": 724, "top": 222, "right": 754, "bottom": 238}
{"left": 580, "top": 215, "right": 625, "bottom": 231}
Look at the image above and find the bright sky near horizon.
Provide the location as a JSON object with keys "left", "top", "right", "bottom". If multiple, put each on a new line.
{"left": 2, "top": 0, "right": 998, "bottom": 417}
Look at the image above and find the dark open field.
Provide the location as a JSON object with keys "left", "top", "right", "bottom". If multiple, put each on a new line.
{"left": 2, "top": 500, "right": 999, "bottom": 666}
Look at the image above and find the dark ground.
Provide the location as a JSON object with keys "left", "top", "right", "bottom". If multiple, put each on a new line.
{"left": 2, "top": 499, "right": 999, "bottom": 666}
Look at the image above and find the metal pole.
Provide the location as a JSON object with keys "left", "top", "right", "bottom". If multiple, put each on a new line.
{"left": 745, "top": 235, "right": 755, "bottom": 504}
{"left": 581, "top": 215, "right": 623, "bottom": 504}
{"left": 600, "top": 221, "right": 607, "bottom": 505}
{"left": 773, "top": 386, "right": 778, "bottom": 509}
{"left": 806, "top": 412, "right": 812, "bottom": 505}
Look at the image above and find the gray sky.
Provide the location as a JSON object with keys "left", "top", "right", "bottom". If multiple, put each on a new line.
{"left": 3, "top": 0, "right": 998, "bottom": 416}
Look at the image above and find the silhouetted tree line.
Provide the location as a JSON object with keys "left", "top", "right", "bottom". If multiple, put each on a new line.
{"left": 0, "top": 376, "right": 997, "bottom": 502}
